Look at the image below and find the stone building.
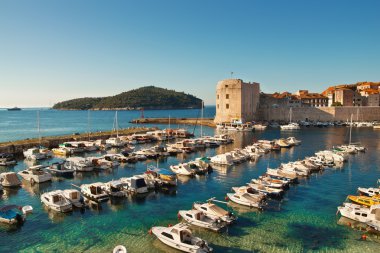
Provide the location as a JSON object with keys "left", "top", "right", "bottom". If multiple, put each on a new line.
{"left": 214, "top": 79, "right": 260, "bottom": 123}
{"left": 334, "top": 89, "right": 354, "bottom": 106}
{"left": 295, "top": 90, "right": 328, "bottom": 107}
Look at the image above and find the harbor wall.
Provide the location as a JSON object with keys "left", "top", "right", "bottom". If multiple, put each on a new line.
{"left": 256, "top": 106, "right": 380, "bottom": 121}
{"left": 0, "top": 127, "right": 154, "bottom": 156}
{"left": 130, "top": 118, "right": 216, "bottom": 127}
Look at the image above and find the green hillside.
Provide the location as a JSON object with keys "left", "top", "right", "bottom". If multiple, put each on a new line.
{"left": 53, "top": 86, "right": 202, "bottom": 110}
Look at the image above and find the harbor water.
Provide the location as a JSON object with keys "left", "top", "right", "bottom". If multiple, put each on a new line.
{"left": 1, "top": 109, "right": 380, "bottom": 252}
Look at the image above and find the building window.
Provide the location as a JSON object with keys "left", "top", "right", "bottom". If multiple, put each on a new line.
{"left": 217, "top": 94, "right": 219, "bottom": 99}
{"left": 217, "top": 104, "right": 219, "bottom": 109}
{"left": 226, "top": 94, "right": 229, "bottom": 99}
{"left": 226, "top": 104, "right": 229, "bottom": 109}
{"left": 225, "top": 85, "right": 228, "bottom": 88}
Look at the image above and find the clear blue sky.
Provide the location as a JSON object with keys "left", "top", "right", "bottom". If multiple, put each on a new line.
{"left": 0, "top": 0, "right": 379, "bottom": 107}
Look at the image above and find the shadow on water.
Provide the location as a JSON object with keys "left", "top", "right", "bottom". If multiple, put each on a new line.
{"left": 212, "top": 244, "right": 258, "bottom": 253}
{"left": 286, "top": 222, "right": 347, "bottom": 251}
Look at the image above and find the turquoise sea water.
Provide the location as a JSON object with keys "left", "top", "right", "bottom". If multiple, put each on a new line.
{"left": 1, "top": 109, "right": 380, "bottom": 252}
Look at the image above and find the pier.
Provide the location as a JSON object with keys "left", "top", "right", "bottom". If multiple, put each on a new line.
{"left": 130, "top": 117, "right": 216, "bottom": 128}
{"left": 0, "top": 127, "right": 155, "bottom": 156}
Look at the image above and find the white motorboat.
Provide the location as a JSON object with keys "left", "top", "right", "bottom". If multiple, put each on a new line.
{"left": 63, "top": 189, "right": 83, "bottom": 208}
{"left": 275, "top": 139, "right": 291, "bottom": 148}
{"left": 226, "top": 192, "right": 263, "bottom": 208}
{"left": 41, "top": 190, "right": 72, "bottom": 212}
{"left": 64, "top": 157, "right": 93, "bottom": 172}
{"left": 81, "top": 182, "right": 109, "bottom": 202}
{"left": 45, "top": 161, "right": 75, "bottom": 177}
{"left": 0, "top": 153, "right": 17, "bottom": 166}
{"left": 251, "top": 178, "right": 284, "bottom": 189}
{"left": 247, "top": 183, "right": 284, "bottom": 197}
{"left": 338, "top": 203, "right": 380, "bottom": 225}
{"left": 280, "top": 108, "right": 300, "bottom": 130}
{"left": 0, "top": 172, "right": 21, "bottom": 187}
{"left": 105, "top": 137, "right": 126, "bottom": 148}
{"left": 59, "top": 142, "right": 85, "bottom": 154}
{"left": 151, "top": 223, "right": 213, "bottom": 253}
{"left": 170, "top": 163, "right": 194, "bottom": 176}
{"left": 178, "top": 209, "right": 226, "bottom": 232}
{"left": 18, "top": 165, "right": 52, "bottom": 184}
{"left": 134, "top": 149, "right": 159, "bottom": 159}
{"left": 231, "top": 186, "right": 266, "bottom": 202}
{"left": 266, "top": 168, "right": 298, "bottom": 183}
{"left": 192, "top": 201, "right": 236, "bottom": 224}
{"left": 87, "top": 156, "right": 116, "bottom": 170}
{"left": 23, "top": 148, "right": 46, "bottom": 160}
{"left": 103, "top": 180, "right": 125, "bottom": 198}
{"left": 210, "top": 154, "right": 233, "bottom": 166}
{"left": 120, "top": 176, "right": 148, "bottom": 194}
{"left": 253, "top": 124, "right": 267, "bottom": 130}
{"left": 280, "top": 123, "right": 300, "bottom": 130}
{"left": 286, "top": 137, "right": 301, "bottom": 146}
{"left": 358, "top": 187, "right": 380, "bottom": 197}
{"left": 212, "top": 134, "right": 233, "bottom": 144}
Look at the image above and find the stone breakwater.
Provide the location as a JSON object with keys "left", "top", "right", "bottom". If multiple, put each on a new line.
{"left": 0, "top": 127, "right": 155, "bottom": 156}
{"left": 130, "top": 117, "right": 216, "bottom": 127}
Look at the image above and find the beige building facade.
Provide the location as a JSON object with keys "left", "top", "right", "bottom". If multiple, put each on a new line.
{"left": 214, "top": 79, "right": 260, "bottom": 123}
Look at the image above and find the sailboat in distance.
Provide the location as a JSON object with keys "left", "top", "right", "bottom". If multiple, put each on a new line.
{"left": 105, "top": 111, "right": 126, "bottom": 147}
{"left": 280, "top": 107, "right": 300, "bottom": 130}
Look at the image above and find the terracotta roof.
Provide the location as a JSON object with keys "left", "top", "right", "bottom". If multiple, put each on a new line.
{"left": 298, "top": 93, "right": 327, "bottom": 99}
{"left": 362, "top": 88, "right": 379, "bottom": 95}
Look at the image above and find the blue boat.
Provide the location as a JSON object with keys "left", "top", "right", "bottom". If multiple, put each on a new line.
{"left": 0, "top": 205, "right": 25, "bottom": 225}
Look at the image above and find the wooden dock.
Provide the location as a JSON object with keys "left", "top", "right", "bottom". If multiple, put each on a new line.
{"left": 130, "top": 117, "right": 216, "bottom": 128}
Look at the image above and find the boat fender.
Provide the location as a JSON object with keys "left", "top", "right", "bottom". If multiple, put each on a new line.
{"left": 361, "top": 234, "right": 367, "bottom": 241}
{"left": 225, "top": 196, "right": 229, "bottom": 201}
{"left": 148, "top": 228, "right": 152, "bottom": 235}
{"left": 177, "top": 213, "right": 181, "bottom": 220}
{"left": 168, "top": 224, "right": 172, "bottom": 227}
{"left": 30, "top": 178, "right": 35, "bottom": 185}
{"left": 347, "top": 222, "right": 351, "bottom": 227}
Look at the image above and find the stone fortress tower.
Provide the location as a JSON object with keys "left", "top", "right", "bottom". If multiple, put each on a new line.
{"left": 214, "top": 79, "right": 260, "bottom": 123}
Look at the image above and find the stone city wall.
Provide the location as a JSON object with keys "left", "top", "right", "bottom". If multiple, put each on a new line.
{"left": 256, "top": 106, "right": 380, "bottom": 121}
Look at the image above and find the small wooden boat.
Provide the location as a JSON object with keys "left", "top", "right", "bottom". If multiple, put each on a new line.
{"left": 151, "top": 223, "right": 213, "bottom": 253}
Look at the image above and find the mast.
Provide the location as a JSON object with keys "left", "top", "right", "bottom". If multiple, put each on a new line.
{"left": 356, "top": 107, "right": 359, "bottom": 122}
{"left": 87, "top": 110, "right": 90, "bottom": 141}
{"left": 200, "top": 101, "right": 204, "bottom": 137}
{"left": 116, "top": 111, "right": 119, "bottom": 138}
{"left": 349, "top": 114, "right": 353, "bottom": 145}
{"left": 37, "top": 110, "right": 41, "bottom": 146}
{"left": 289, "top": 107, "right": 292, "bottom": 123}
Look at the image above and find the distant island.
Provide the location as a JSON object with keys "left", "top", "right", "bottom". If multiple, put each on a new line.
{"left": 52, "top": 86, "right": 202, "bottom": 110}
